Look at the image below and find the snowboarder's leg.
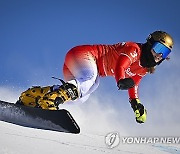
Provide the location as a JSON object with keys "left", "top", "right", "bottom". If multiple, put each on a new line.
{"left": 63, "top": 48, "right": 99, "bottom": 102}
{"left": 41, "top": 49, "right": 99, "bottom": 106}
{"left": 17, "top": 48, "right": 99, "bottom": 108}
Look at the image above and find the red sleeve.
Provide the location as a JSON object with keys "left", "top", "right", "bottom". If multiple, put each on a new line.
{"left": 128, "top": 75, "right": 142, "bottom": 99}
{"left": 115, "top": 55, "right": 131, "bottom": 82}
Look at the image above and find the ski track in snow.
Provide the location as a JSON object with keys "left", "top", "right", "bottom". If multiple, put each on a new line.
{"left": 152, "top": 144, "right": 180, "bottom": 154}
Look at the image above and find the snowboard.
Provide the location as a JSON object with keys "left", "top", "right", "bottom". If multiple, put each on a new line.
{"left": 0, "top": 100, "right": 80, "bottom": 134}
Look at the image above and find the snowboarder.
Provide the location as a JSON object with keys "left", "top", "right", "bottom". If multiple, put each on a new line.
{"left": 17, "top": 30, "right": 174, "bottom": 123}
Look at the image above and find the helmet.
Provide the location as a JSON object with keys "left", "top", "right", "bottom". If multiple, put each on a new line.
{"left": 147, "top": 31, "right": 174, "bottom": 50}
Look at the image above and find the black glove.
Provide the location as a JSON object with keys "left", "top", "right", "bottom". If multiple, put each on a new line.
{"left": 117, "top": 78, "right": 135, "bottom": 90}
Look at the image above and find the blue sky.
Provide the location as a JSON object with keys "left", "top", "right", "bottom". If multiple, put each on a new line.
{"left": 1, "top": 0, "right": 180, "bottom": 87}
{"left": 0, "top": 0, "right": 180, "bottom": 135}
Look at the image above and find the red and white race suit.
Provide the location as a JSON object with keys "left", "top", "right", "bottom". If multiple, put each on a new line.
{"left": 63, "top": 42, "right": 148, "bottom": 101}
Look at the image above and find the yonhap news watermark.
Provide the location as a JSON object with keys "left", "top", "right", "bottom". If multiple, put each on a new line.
{"left": 105, "top": 132, "right": 180, "bottom": 149}
{"left": 122, "top": 136, "right": 180, "bottom": 144}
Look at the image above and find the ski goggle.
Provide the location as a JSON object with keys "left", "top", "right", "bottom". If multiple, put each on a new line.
{"left": 152, "top": 42, "right": 171, "bottom": 59}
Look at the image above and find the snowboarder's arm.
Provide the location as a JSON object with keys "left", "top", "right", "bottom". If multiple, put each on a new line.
{"left": 128, "top": 75, "right": 147, "bottom": 123}
{"left": 128, "top": 75, "right": 142, "bottom": 99}
{"left": 115, "top": 55, "right": 136, "bottom": 90}
{"left": 115, "top": 55, "right": 131, "bottom": 82}
{"left": 115, "top": 46, "right": 140, "bottom": 90}
{"left": 115, "top": 45, "right": 139, "bottom": 82}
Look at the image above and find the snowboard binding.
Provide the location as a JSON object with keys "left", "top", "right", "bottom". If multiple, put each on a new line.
{"left": 16, "top": 77, "right": 79, "bottom": 110}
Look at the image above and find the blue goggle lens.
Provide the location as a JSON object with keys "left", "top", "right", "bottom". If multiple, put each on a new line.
{"left": 152, "top": 42, "right": 171, "bottom": 59}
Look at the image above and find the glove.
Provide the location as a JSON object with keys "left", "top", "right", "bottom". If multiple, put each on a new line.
{"left": 130, "top": 98, "right": 147, "bottom": 123}
{"left": 117, "top": 78, "right": 135, "bottom": 90}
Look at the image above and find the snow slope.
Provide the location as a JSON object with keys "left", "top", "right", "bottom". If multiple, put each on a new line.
{"left": 1, "top": 121, "right": 180, "bottom": 154}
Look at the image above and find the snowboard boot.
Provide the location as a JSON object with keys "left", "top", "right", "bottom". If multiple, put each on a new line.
{"left": 37, "top": 81, "right": 79, "bottom": 110}
{"left": 16, "top": 86, "right": 53, "bottom": 108}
